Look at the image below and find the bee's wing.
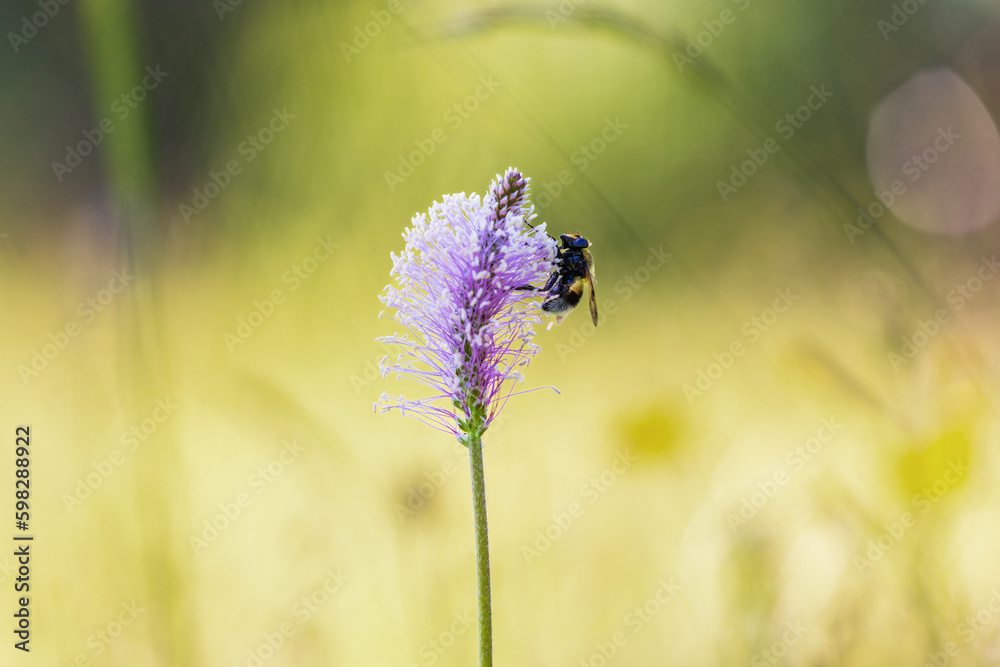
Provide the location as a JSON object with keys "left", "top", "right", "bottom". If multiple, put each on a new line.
{"left": 586, "top": 269, "right": 598, "bottom": 326}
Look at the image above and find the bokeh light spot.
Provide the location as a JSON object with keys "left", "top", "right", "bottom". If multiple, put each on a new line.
{"left": 866, "top": 68, "right": 1000, "bottom": 235}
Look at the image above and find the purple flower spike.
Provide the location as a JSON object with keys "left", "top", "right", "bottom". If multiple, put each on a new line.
{"left": 376, "top": 168, "right": 558, "bottom": 437}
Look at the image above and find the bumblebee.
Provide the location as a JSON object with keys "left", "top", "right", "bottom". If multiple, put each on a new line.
{"left": 518, "top": 233, "right": 598, "bottom": 326}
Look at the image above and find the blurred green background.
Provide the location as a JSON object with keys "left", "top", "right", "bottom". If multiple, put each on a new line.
{"left": 3, "top": 0, "right": 1000, "bottom": 664}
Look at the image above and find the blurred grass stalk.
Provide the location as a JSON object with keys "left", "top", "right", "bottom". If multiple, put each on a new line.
{"left": 76, "top": 0, "right": 198, "bottom": 663}
{"left": 435, "top": 4, "right": 940, "bottom": 304}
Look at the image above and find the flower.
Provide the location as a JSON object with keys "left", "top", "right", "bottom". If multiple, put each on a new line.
{"left": 375, "top": 168, "right": 558, "bottom": 437}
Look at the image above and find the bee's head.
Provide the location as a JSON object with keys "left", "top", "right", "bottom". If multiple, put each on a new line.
{"left": 560, "top": 233, "right": 591, "bottom": 249}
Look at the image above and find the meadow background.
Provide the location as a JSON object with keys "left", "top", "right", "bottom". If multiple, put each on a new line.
{"left": 2, "top": 0, "right": 1000, "bottom": 664}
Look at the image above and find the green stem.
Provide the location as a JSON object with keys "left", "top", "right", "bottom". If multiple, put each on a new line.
{"left": 467, "top": 429, "right": 493, "bottom": 667}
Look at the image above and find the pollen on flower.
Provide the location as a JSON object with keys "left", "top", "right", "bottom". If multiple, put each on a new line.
{"left": 375, "top": 168, "right": 558, "bottom": 435}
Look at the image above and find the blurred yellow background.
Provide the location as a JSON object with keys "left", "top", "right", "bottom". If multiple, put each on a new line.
{"left": 3, "top": 0, "right": 1000, "bottom": 664}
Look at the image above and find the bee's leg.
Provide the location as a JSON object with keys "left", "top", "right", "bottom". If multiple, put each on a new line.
{"left": 515, "top": 272, "right": 559, "bottom": 293}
